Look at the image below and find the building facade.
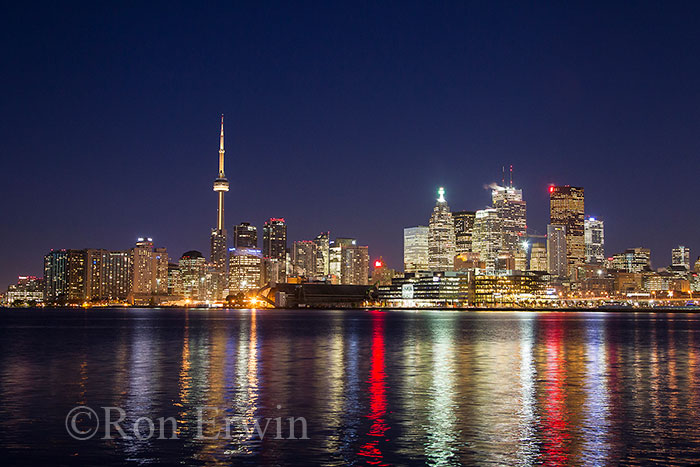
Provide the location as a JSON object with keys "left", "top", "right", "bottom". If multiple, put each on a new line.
{"left": 403, "top": 226, "right": 429, "bottom": 272}
{"left": 234, "top": 222, "right": 258, "bottom": 248}
{"left": 472, "top": 208, "right": 501, "bottom": 273}
{"left": 453, "top": 211, "right": 476, "bottom": 255}
{"left": 547, "top": 224, "right": 567, "bottom": 277}
{"left": 228, "top": 247, "right": 262, "bottom": 293}
{"left": 584, "top": 217, "right": 605, "bottom": 264}
{"left": 428, "top": 187, "right": 456, "bottom": 271}
{"left": 550, "top": 185, "right": 585, "bottom": 275}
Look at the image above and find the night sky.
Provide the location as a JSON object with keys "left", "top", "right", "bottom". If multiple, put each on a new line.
{"left": 2, "top": 1, "right": 700, "bottom": 287}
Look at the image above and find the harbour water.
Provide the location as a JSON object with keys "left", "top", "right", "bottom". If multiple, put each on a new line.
{"left": 1, "top": 308, "right": 700, "bottom": 465}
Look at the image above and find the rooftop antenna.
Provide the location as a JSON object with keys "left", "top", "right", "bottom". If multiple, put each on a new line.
{"left": 501, "top": 166, "right": 505, "bottom": 186}
{"left": 509, "top": 165, "right": 513, "bottom": 187}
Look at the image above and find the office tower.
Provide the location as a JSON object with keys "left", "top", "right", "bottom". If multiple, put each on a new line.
{"left": 154, "top": 248, "right": 169, "bottom": 294}
{"left": 491, "top": 183, "right": 526, "bottom": 254}
{"left": 85, "top": 249, "right": 108, "bottom": 301}
{"left": 228, "top": 247, "right": 262, "bottom": 293}
{"left": 428, "top": 187, "right": 456, "bottom": 271}
{"left": 131, "top": 237, "right": 155, "bottom": 297}
{"left": 66, "top": 249, "right": 87, "bottom": 303}
{"left": 262, "top": 218, "right": 287, "bottom": 283}
{"left": 547, "top": 224, "right": 567, "bottom": 277}
{"left": 549, "top": 185, "right": 585, "bottom": 275}
{"left": 514, "top": 244, "right": 528, "bottom": 271}
{"left": 4, "top": 276, "right": 44, "bottom": 304}
{"left": 371, "top": 257, "right": 395, "bottom": 286}
{"left": 233, "top": 222, "right": 258, "bottom": 248}
{"left": 529, "top": 241, "right": 548, "bottom": 272}
{"left": 672, "top": 246, "right": 690, "bottom": 270}
{"left": 341, "top": 244, "right": 369, "bottom": 285}
{"left": 472, "top": 208, "right": 501, "bottom": 273}
{"left": 292, "top": 241, "right": 316, "bottom": 278}
{"left": 404, "top": 226, "right": 429, "bottom": 272}
{"left": 167, "top": 263, "right": 183, "bottom": 297}
{"left": 211, "top": 115, "right": 229, "bottom": 300}
{"left": 44, "top": 250, "right": 68, "bottom": 302}
{"left": 584, "top": 217, "right": 605, "bottom": 264}
{"left": 453, "top": 211, "right": 476, "bottom": 254}
{"left": 611, "top": 248, "right": 651, "bottom": 273}
{"left": 329, "top": 238, "right": 356, "bottom": 283}
{"left": 313, "top": 232, "right": 330, "bottom": 277}
{"left": 179, "top": 251, "right": 208, "bottom": 300}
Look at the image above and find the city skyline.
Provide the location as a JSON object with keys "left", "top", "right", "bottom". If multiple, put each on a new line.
{"left": 3, "top": 2, "right": 700, "bottom": 287}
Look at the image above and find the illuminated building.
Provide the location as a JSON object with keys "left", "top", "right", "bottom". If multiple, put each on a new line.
{"left": 403, "top": 226, "right": 429, "bottom": 272}
{"left": 167, "top": 263, "right": 183, "bottom": 297}
{"left": 129, "top": 238, "right": 169, "bottom": 304}
{"left": 329, "top": 238, "right": 356, "bottom": 283}
{"left": 210, "top": 115, "right": 229, "bottom": 300}
{"left": 4, "top": 276, "right": 44, "bottom": 305}
{"left": 611, "top": 248, "right": 651, "bottom": 273}
{"left": 377, "top": 271, "right": 470, "bottom": 307}
{"left": 454, "top": 252, "right": 483, "bottom": 270}
{"left": 85, "top": 249, "right": 131, "bottom": 302}
{"left": 313, "top": 232, "right": 330, "bottom": 278}
{"left": 371, "top": 258, "right": 395, "bottom": 286}
{"left": 292, "top": 240, "right": 316, "bottom": 278}
{"left": 262, "top": 218, "right": 287, "bottom": 282}
{"left": 472, "top": 208, "right": 501, "bottom": 273}
{"left": 549, "top": 185, "right": 585, "bottom": 275}
{"left": 179, "top": 250, "right": 208, "bottom": 300}
{"left": 491, "top": 183, "right": 526, "bottom": 255}
{"left": 529, "top": 241, "right": 548, "bottom": 272}
{"left": 66, "top": 249, "right": 87, "bottom": 303}
{"left": 471, "top": 274, "right": 543, "bottom": 306}
{"left": 228, "top": 247, "right": 262, "bottom": 293}
{"left": 234, "top": 222, "right": 258, "bottom": 248}
{"left": 453, "top": 211, "right": 476, "bottom": 254}
{"left": 695, "top": 257, "right": 700, "bottom": 273}
{"left": 340, "top": 244, "right": 369, "bottom": 285}
{"left": 672, "top": 245, "right": 690, "bottom": 270}
{"left": 428, "top": 187, "right": 456, "bottom": 271}
{"left": 547, "top": 224, "right": 567, "bottom": 277}
{"left": 584, "top": 217, "right": 605, "bottom": 264}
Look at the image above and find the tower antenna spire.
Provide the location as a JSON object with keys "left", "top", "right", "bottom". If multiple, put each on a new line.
{"left": 510, "top": 164, "right": 513, "bottom": 187}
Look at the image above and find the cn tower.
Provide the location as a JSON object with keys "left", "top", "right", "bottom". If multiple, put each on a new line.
{"left": 210, "top": 115, "right": 228, "bottom": 299}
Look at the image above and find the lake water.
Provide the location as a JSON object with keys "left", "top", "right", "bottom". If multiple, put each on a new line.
{"left": 1, "top": 308, "right": 700, "bottom": 465}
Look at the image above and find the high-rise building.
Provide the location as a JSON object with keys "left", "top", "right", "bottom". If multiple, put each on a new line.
{"left": 4, "top": 276, "right": 44, "bottom": 305}
{"left": 179, "top": 251, "right": 208, "bottom": 301}
{"left": 234, "top": 222, "right": 258, "bottom": 248}
{"left": 292, "top": 241, "right": 316, "bottom": 278}
{"left": 341, "top": 245, "right": 369, "bottom": 285}
{"left": 584, "top": 217, "right": 605, "bottom": 264}
{"left": 403, "top": 226, "right": 429, "bottom": 272}
{"left": 547, "top": 224, "right": 567, "bottom": 277}
{"left": 44, "top": 250, "right": 68, "bottom": 303}
{"left": 611, "top": 248, "right": 651, "bottom": 273}
{"left": 428, "top": 187, "right": 456, "bottom": 271}
{"left": 313, "top": 232, "right": 330, "bottom": 278}
{"left": 529, "top": 241, "right": 548, "bottom": 272}
{"left": 228, "top": 247, "right": 262, "bottom": 293}
{"left": 66, "top": 249, "right": 87, "bottom": 303}
{"left": 262, "top": 218, "right": 287, "bottom": 283}
{"left": 130, "top": 238, "right": 169, "bottom": 303}
{"left": 472, "top": 208, "right": 501, "bottom": 273}
{"left": 453, "top": 211, "right": 476, "bottom": 255}
{"left": 550, "top": 185, "right": 584, "bottom": 275}
{"left": 672, "top": 245, "right": 690, "bottom": 270}
{"left": 329, "top": 238, "right": 356, "bottom": 283}
{"left": 211, "top": 115, "right": 229, "bottom": 300}
{"left": 85, "top": 249, "right": 132, "bottom": 302}
{"left": 167, "top": 263, "right": 183, "bottom": 297}
{"left": 491, "top": 184, "right": 526, "bottom": 255}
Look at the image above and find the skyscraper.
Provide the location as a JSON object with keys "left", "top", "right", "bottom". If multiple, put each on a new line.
{"left": 313, "top": 232, "right": 330, "bottom": 278}
{"left": 672, "top": 245, "right": 690, "bottom": 270}
{"left": 233, "top": 222, "right": 258, "bottom": 248}
{"left": 129, "top": 237, "right": 169, "bottom": 304}
{"left": 547, "top": 224, "right": 567, "bottom": 277}
{"left": 179, "top": 251, "right": 208, "bottom": 301}
{"left": 550, "top": 185, "right": 585, "bottom": 275}
{"left": 262, "top": 218, "right": 287, "bottom": 283}
{"left": 472, "top": 208, "right": 501, "bottom": 273}
{"left": 453, "top": 211, "right": 476, "bottom": 255}
{"left": 292, "top": 241, "right": 316, "bottom": 278}
{"left": 491, "top": 184, "right": 526, "bottom": 255}
{"left": 228, "top": 247, "right": 263, "bottom": 293}
{"left": 341, "top": 244, "right": 369, "bottom": 285}
{"left": 611, "top": 248, "right": 651, "bottom": 273}
{"left": 403, "top": 226, "right": 429, "bottom": 272}
{"left": 529, "top": 241, "right": 548, "bottom": 272}
{"left": 44, "top": 250, "right": 68, "bottom": 303}
{"left": 428, "top": 187, "right": 456, "bottom": 271}
{"left": 329, "top": 238, "right": 356, "bottom": 283}
{"left": 584, "top": 217, "right": 605, "bottom": 264}
{"left": 210, "top": 115, "right": 229, "bottom": 300}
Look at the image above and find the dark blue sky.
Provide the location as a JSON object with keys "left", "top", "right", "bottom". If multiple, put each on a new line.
{"left": 2, "top": 1, "right": 700, "bottom": 286}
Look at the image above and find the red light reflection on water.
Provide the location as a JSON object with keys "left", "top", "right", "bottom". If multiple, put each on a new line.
{"left": 540, "top": 318, "right": 570, "bottom": 466}
{"left": 357, "top": 313, "right": 389, "bottom": 465}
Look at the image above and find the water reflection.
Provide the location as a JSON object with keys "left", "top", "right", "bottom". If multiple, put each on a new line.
{"left": 1, "top": 310, "right": 700, "bottom": 465}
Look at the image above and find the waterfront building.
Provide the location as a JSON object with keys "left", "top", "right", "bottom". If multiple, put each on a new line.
{"left": 228, "top": 247, "right": 262, "bottom": 293}
{"left": 340, "top": 244, "right": 369, "bottom": 285}
{"left": 454, "top": 252, "right": 484, "bottom": 270}
{"left": 428, "top": 187, "right": 456, "bottom": 271}
{"left": 262, "top": 218, "right": 287, "bottom": 282}
{"left": 472, "top": 208, "right": 501, "bottom": 273}
{"left": 672, "top": 245, "right": 690, "bottom": 270}
{"left": 403, "top": 226, "right": 429, "bottom": 272}
{"left": 472, "top": 274, "right": 544, "bottom": 306}
{"left": 4, "top": 276, "right": 44, "bottom": 305}
{"left": 292, "top": 240, "right": 316, "bottom": 278}
{"left": 453, "top": 211, "right": 476, "bottom": 255}
{"left": 129, "top": 238, "right": 169, "bottom": 304}
{"left": 167, "top": 263, "right": 183, "bottom": 297}
{"left": 491, "top": 184, "right": 526, "bottom": 255}
{"left": 210, "top": 115, "right": 229, "bottom": 300}
{"left": 179, "top": 251, "right": 208, "bottom": 301}
{"left": 85, "top": 249, "right": 132, "bottom": 302}
{"left": 371, "top": 258, "right": 396, "bottom": 286}
{"left": 329, "top": 238, "right": 356, "bottom": 283}
{"left": 550, "top": 185, "right": 585, "bottom": 275}
{"left": 234, "top": 222, "right": 258, "bottom": 248}
{"left": 584, "top": 217, "right": 605, "bottom": 264}
{"left": 547, "top": 224, "right": 567, "bottom": 277}
{"left": 377, "top": 271, "right": 470, "bottom": 307}
{"left": 611, "top": 248, "right": 652, "bottom": 273}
